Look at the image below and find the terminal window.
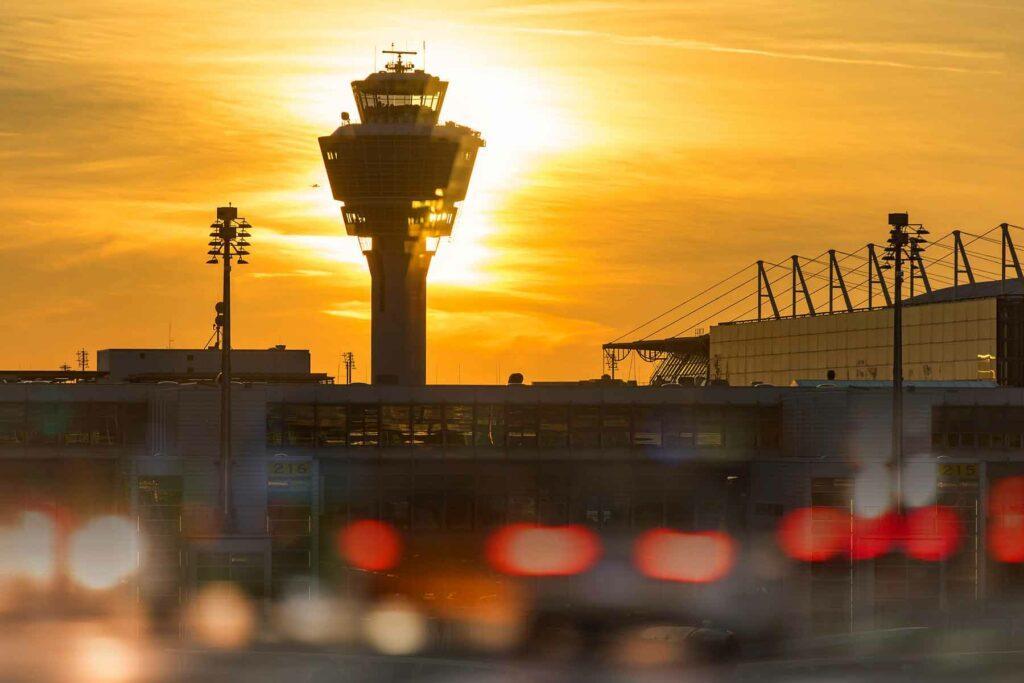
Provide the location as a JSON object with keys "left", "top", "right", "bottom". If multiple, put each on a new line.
{"left": 933, "top": 405, "right": 1024, "bottom": 449}
{"left": 0, "top": 401, "right": 145, "bottom": 447}
{"left": 266, "top": 402, "right": 782, "bottom": 453}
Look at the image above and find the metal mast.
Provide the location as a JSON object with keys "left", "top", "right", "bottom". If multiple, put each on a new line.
{"left": 206, "top": 206, "right": 251, "bottom": 530}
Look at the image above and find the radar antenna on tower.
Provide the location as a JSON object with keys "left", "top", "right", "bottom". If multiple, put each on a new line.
{"left": 382, "top": 46, "right": 418, "bottom": 73}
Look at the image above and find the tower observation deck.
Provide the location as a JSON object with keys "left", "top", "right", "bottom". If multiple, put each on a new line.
{"left": 319, "top": 49, "right": 485, "bottom": 385}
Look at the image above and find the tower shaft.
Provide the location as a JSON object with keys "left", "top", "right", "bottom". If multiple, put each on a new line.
{"left": 366, "top": 235, "right": 432, "bottom": 385}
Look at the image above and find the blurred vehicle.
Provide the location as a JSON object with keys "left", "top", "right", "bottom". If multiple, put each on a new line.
{"left": 345, "top": 522, "right": 790, "bottom": 667}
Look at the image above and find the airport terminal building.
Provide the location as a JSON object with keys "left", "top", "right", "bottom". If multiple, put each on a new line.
{"left": 0, "top": 348, "right": 1021, "bottom": 634}
{"left": 612, "top": 279, "right": 1024, "bottom": 389}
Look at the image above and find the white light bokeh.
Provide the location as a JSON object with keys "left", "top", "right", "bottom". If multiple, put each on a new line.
{"left": 854, "top": 462, "right": 893, "bottom": 519}
{"left": 0, "top": 511, "right": 57, "bottom": 583}
{"left": 363, "top": 598, "right": 428, "bottom": 656}
{"left": 67, "top": 516, "right": 140, "bottom": 590}
{"left": 904, "top": 459, "right": 939, "bottom": 509}
{"left": 276, "top": 591, "right": 356, "bottom": 645}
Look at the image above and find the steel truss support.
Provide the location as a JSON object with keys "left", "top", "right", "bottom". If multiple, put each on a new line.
{"left": 867, "top": 243, "right": 892, "bottom": 310}
{"left": 790, "top": 255, "right": 816, "bottom": 318}
{"left": 952, "top": 229, "right": 975, "bottom": 298}
{"left": 911, "top": 250, "right": 931, "bottom": 298}
{"left": 828, "top": 249, "right": 854, "bottom": 313}
{"left": 1001, "top": 223, "right": 1023, "bottom": 291}
{"left": 757, "top": 260, "right": 781, "bottom": 321}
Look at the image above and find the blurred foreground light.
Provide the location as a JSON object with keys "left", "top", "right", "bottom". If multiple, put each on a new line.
{"left": 363, "top": 598, "right": 427, "bottom": 655}
{"left": 338, "top": 519, "right": 402, "bottom": 571}
{"left": 634, "top": 529, "right": 735, "bottom": 583}
{"left": 853, "top": 463, "right": 893, "bottom": 519}
{"left": 68, "top": 516, "right": 140, "bottom": 590}
{"left": 486, "top": 524, "right": 600, "bottom": 577}
{"left": 903, "top": 505, "right": 962, "bottom": 561}
{"left": 187, "top": 582, "right": 256, "bottom": 650}
{"left": 778, "top": 504, "right": 963, "bottom": 563}
{"left": 777, "top": 507, "right": 848, "bottom": 562}
{"left": 276, "top": 590, "right": 356, "bottom": 645}
{"left": 611, "top": 625, "right": 689, "bottom": 668}
{"left": 73, "top": 635, "right": 139, "bottom": 683}
{"left": 851, "top": 511, "right": 900, "bottom": 560}
{"left": 455, "top": 617, "right": 522, "bottom": 654}
{"left": 0, "top": 511, "right": 57, "bottom": 583}
{"left": 903, "top": 460, "right": 938, "bottom": 509}
{"left": 990, "top": 476, "right": 1024, "bottom": 563}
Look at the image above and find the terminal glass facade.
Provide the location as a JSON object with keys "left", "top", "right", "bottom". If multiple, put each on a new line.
{"left": 711, "top": 298, "right": 997, "bottom": 386}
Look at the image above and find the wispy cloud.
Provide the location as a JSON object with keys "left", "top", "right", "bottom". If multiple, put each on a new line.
{"left": 252, "top": 269, "right": 331, "bottom": 279}
{"left": 486, "top": 0, "right": 686, "bottom": 16}
{"left": 323, "top": 302, "right": 371, "bottom": 321}
{"left": 509, "top": 26, "right": 1001, "bottom": 74}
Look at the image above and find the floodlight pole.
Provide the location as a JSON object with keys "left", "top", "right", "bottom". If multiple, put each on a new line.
{"left": 884, "top": 213, "right": 927, "bottom": 514}
{"left": 207, "top": 206, "right": 251, "bottom": 532}
{"left": 221, "top": 225, "right": 233, "bottom": 529}
{"left": 890, "top": 222, "right": 905, "bottom": 514}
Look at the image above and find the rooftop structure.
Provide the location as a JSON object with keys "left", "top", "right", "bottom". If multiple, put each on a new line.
{"left": 319, "top": 49, "right": 485, "bottom": 386}
{"left": 607, "top": 220, "right": 1024, "bottom": 387}
{"left": 96, "top": 347, "right": 330, "bottom": 384}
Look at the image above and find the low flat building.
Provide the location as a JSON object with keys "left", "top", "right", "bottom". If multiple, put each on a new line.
{"left": 96, "top": 346, "right": 330, "bottom": 384}
{"left": 0, "top": 368, "right": 1022, "bottom": 634}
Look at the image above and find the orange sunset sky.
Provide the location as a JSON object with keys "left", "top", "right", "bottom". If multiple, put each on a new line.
{"left": 2, "top": 1, "right": 1023, "bottom": 383}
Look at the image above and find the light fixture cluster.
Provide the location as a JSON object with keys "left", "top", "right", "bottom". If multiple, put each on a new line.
{"left": 881, "top": 212, "right": 929, "bottom": 272}
{"left": 207, "top": 210, "right": 252, "bottom": 266}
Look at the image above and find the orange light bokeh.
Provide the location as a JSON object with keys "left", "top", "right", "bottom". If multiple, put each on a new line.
{"left": 485, "top": 524, "right": 600, "bottom": 577}
{"left": 633, "top": 529, "right": 736, "bottom": 583}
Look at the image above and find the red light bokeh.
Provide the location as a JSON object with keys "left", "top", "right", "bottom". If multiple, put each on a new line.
{"left": 634, "top": 529, "right": 736, "bottom": 583}
{"left": 778, "top": 505, "right": 964, "bottom": 563}
{"left": 903, "top": 505, "right": 962, "bottom": 561}
{"left": 338, "top": 520, "right": 402, "bottom": 571}
{"left": 777, "top": 507, "right": 848, "bottom": 562}
{"left": 851, "top": 512, "right": 900, "bottom": 560}
{"left": 990, "top": 476, "right": 1024, "bottom": 563}
{"left": 485, "top": 524, "right": 600, "bottom": 577}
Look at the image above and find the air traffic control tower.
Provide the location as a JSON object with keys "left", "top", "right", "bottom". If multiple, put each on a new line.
{"left": 319, "top": 49, "right": 485, "bottom": 385}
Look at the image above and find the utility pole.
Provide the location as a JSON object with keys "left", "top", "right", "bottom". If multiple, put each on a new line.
{"left": 882, "top": 212, "right": 928, "bottom": 512}
{"left": 604, "top": 349, "right": 618, "bottom": 379}
{"left": 75, "top": 349, "right": 89, "bottom": 372}
{"left": 341, "top": 351, "right": 356, "bottom": 384}
{"left": 206, "top": 206, "right": 251, "bottom": 531}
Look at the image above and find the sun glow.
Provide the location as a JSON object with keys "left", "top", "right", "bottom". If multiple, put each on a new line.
{"left": 285, "top": 42, "right": 589, "bottom": 289}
